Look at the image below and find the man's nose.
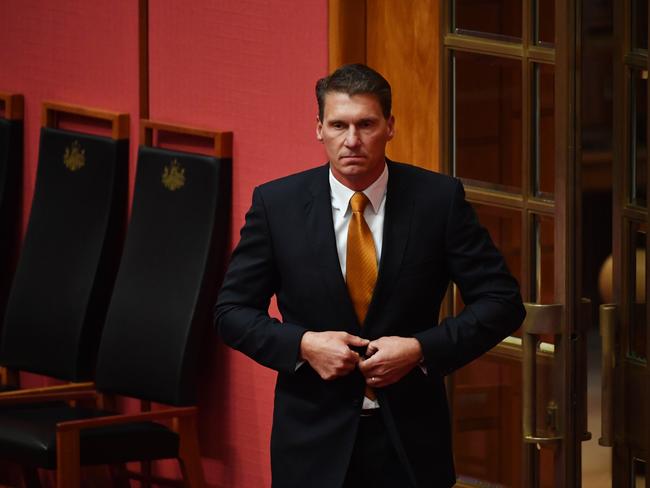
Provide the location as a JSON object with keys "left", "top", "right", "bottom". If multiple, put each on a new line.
{"left": 344, "top": 127, "right": 361, "bottom": 147}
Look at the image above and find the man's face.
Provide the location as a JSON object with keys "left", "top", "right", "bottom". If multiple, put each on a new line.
{"left": 317, "top": 92, "right": 395, "bottom": 190}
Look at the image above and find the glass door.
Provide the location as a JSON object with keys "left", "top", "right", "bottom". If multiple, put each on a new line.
{"left": 606, "top": 1, "right": 650, "bottom": 486}
{"left": 442, "top": 1, "right": 584, "bottom": 486}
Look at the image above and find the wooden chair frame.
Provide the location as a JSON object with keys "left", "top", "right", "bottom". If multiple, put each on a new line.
{"left": 0, "top": 388, "right": 205, "bottom": 488}
{"left": 140, "top": 119, "right": 233, "bottom": 158}
{"left": 135, "top": 118, "right": 231, "bottom": 488}
{"left": 0, "top": 100, "right": 129, "bottom": 393}
{"left": 42, "top": 101, "right": 129, "bottom": 140}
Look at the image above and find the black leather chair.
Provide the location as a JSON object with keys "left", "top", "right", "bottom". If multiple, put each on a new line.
{"left": 0, "top": 126, "right": 127, "bottom": 384}
{"left": 0, "top": 114, "right": 23, "bottom": 344}
{"left": 0, "top": 145, "right": 230, "bottom": 488}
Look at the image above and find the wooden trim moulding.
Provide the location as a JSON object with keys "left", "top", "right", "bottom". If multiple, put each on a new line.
{"left": 527, "top": 45, "right": 556, "bottom": 64}
{"left": 328, "top": 0, "right": 367, "bottom": 70}
{"left": 443, "top": 33, "right": 524, "bottom": 59}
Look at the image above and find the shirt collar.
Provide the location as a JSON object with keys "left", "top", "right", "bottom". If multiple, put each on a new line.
{"left": 329, "top": 162, "right": 388, "bottom": 214}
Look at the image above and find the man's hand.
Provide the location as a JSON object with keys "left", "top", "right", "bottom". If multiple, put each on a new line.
{"left": 300, "top": 331, "right": 369, "bottom": 381}
{"left": 358, "top": 336, "right": 423, "bottom": 388}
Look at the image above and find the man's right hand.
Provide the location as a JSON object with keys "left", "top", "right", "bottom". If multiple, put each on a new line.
{"left": 299, "top": 331, "right": 369, "bottom": 380}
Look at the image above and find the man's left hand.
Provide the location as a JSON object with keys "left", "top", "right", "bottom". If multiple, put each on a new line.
{"left": 358, "top": 336, "right": 423, "bottom": 388}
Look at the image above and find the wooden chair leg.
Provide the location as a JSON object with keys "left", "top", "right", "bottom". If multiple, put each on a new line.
{"left": 175, "top": 415, "right": 205, "bottom": 488}
{"left": 21, "top": 466, "right": 42, "bottom": 488}
{"left": 56, "top": 429, "right": 80, "bottom": 488}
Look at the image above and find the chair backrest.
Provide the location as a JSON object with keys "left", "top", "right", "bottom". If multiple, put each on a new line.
{"left": 0, "top": 117, "right": 22, "bottom": 326}
{"left": 0, "top": 127, "right": 127, "bottom": 381}
{"left": 95, "top": 145, "right": 230, "bottom": 406}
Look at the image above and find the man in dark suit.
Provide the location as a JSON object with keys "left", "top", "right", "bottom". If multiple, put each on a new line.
{"left": 215, "top": 64, "right": 525, "bottom": 488}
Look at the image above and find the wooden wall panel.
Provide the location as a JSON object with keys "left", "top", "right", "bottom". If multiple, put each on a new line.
{"left": 329, "top": 0, "right": 366, "bottom": 68}
{"left": 366, "top": 0, "right": 440, "bottom": 171}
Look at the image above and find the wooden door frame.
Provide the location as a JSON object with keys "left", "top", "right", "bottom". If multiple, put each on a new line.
{"left": 556, "top": 0, "right": 580, "bottom": 485}
{"left": 612, "top": 1, "right": 650, "bottom": 486}
{"left": 441, "top": 0, "right": 582, "bottom": 486}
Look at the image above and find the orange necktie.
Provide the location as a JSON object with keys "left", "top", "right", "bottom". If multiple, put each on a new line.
{"left": 346, "top": 192, "right": 378, "bottom": 400}
{"left": 346, "top": 192, "right": 378, "bottom": 323}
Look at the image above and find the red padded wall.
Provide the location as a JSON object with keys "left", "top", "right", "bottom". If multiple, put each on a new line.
{"left": 148, "top": 1, "right": 328, "bottom": 486}
{"left": 0, "top": 1, "right": 328, "bottom": 487}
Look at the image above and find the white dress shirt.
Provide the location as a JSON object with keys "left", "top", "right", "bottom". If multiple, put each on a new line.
{"left": 329, "top": 164, "right": 388, "bottom": 277}
{"left": 329, "top": 164, "right": 388, "bottom": 409}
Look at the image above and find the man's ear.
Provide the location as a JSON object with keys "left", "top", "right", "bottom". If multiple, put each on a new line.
{"left": 316, "top": 116, "right": 323, "bottom": 142}
{"left": 387, "top": 115, "right": 395, "bottom": 140}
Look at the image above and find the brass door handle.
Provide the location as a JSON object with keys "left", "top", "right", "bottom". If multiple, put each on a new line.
{"left": 523, "top": 302, "right": 563, "bottom": 445}
{"left": 598, "top": 303, "right": 616, "bottom": 447}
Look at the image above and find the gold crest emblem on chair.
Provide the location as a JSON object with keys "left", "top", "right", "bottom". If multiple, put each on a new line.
{"left": 162, "top": 159, "right": 185, "bottom": 190}
{"left": 63, "top": 140, "right": 85, "bottom": 171}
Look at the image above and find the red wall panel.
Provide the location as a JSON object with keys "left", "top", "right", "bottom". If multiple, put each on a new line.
{"left": 0, "top": 1, "right": 328, "bottom": 486}
{"left": 149, "top": 1, "right": 328, "bottom": 486}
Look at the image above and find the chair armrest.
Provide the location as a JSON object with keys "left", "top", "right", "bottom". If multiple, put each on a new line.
{"left": 57, "top": 406, "right": 198, "bottom": 432}
{"left": 0, "top": 381, "right": 95, "bottom": 398}
{"left": 0, "top": 389, "right": 98, "bottom": 406}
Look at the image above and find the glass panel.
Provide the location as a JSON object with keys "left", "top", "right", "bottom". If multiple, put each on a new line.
{"left": 535, "top": 0, "right": 555, "bottom": 45}
{"left": 452, "top": 205, "right": 525, "bottom": 484}
{"left": 628, "top": 221, "right": 647, "bottom": 361}
{"left": 632, "top": 0, "right": 648, "bottom": 50}
{"left": 474, "top": 203, "right": 523, "bottom": 283}
{"left": 633, "top": 458, "right": 646, "bottom": 487}
{"left": 452, "top": 356, "right": 522, "bottom": 486}
{"left": 454, "top": 204, "right": 523, "bottom": 339}
{"left": 534, "top": 63, "right": 556, "bottom": 197}
{"left": 533, "top": 214, "right": 555, "bottom": 306}
{"left": 454, "top": 0, "right": 522, "bottom": 42}
{"left": 454, "top": 51, "right": 522, "bottom": 192}
{"left": 631, "top": 69, "right": 647, "bottom": 207}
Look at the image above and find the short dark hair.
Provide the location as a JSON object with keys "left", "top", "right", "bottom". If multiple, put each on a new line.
{"left": 315, "top": 64, "right": 392, "bottom": 120}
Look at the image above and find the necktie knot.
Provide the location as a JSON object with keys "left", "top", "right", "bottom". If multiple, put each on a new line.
{"left": 350, "top": 192, "right": 370, "bottom": 214}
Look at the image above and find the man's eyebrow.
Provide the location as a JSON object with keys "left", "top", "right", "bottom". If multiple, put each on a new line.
{"left": 327, "top": 116, "right": 379, "bottom": 125}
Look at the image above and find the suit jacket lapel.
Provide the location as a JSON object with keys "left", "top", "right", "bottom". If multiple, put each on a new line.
{"left": 303, "top": 165, "right": 360, "bottom": 331}
{"left": 365, "top": 162, "right": 414, "bottom": 330}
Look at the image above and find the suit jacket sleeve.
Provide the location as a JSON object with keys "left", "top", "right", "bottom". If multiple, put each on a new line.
{"left": 214, "top": 186, "right": 308, "bottom": 374}
{"left": 413, "top": 179, "right": 525, "bottom": 376}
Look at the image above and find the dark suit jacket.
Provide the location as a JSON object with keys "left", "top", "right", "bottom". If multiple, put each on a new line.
{"left": 215, "top": 161, "right": 525, "bottom": 488}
